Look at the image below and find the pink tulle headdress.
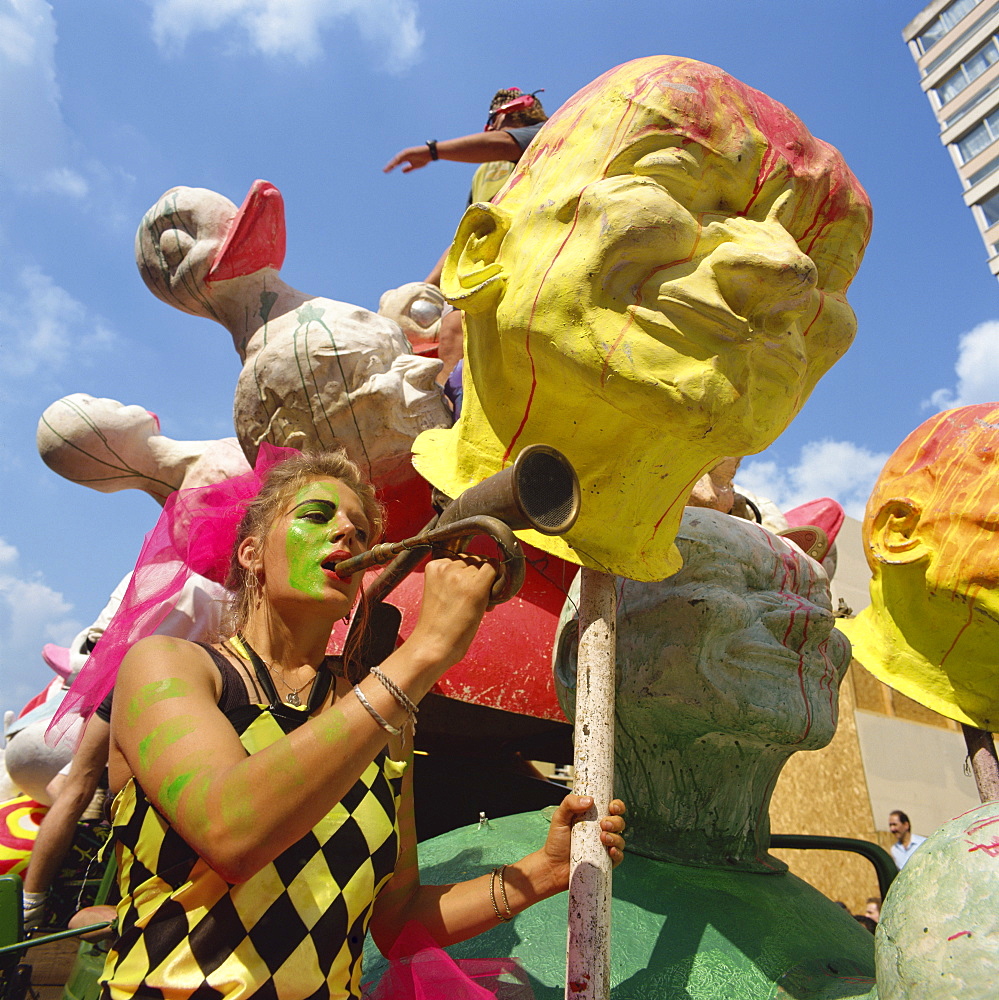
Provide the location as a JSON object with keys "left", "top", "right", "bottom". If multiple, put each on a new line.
{"left": 48, "top": 443, "right": 298, "bottom": 747}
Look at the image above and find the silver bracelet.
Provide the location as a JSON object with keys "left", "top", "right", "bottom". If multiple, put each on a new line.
{"left": 353, "top": 685, "right": 402, "bottom": 736}
{"left": 370, "top": 666, "right": 419, "bottom": 717}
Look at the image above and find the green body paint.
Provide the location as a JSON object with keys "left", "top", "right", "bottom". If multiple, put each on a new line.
{"left": 161, "top": 771, "right": 197, "bottom": 814}
{"left": 285, "top": 482, "right": 341, "bottom": 599}
{"left": 220, "top": 782, "right": 257, "bottom": 833}
{"left": 218, "top": 742, "right": 306, "bottom": 838}
{"left": 138, "top": 717, "right": 197, "bottom": 772}
{"left": 318, "top": 706, "right": 347, "bottom": 746}
{"left": 126, "top": 677, "right": 190, "bottom": 727}
{"left": 160, "top": 758, "right": 213, "bottom": 833}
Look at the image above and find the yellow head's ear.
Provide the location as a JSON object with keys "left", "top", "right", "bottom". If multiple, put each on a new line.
{"left": 440, "top": 202, "right": 510, "bottom": 315}
{"left": 869, "top": 498, "right": 930, "bottom": 566}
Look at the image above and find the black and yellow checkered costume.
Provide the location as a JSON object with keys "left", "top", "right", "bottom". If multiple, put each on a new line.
{"left": 100, "top": 701, "right": 406, "bottom": 1000}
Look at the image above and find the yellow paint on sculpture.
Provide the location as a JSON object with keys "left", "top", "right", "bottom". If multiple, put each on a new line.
{"left": 840, "top": 404, "right": 999, "bottom": 729}
{"left": 415, "top": 55, "right": 872, "bottom": 580}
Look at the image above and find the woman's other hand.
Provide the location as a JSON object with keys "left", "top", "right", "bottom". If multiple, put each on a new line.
{"left": 536, "top": 795, "right": 626, "bottom": 894}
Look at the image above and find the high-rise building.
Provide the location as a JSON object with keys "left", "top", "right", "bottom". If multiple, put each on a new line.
{"left": 904, "top": 0, "right": 999, "bottom": 278}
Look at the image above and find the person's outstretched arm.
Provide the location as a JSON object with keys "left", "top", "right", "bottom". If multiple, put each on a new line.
{"left": 384, "top": 131, "right": 521, "bottom": 173}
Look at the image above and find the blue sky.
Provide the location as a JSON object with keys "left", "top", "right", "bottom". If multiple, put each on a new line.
{"left": 1, "top": 0, "right": 998, "bottom": 713}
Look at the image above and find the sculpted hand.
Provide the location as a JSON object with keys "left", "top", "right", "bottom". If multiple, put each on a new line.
{"left": 538, "top": 795, "right": 626, "bottom": 893}
{"left": 383, "top": 146, "right": 432, "bottom": 174}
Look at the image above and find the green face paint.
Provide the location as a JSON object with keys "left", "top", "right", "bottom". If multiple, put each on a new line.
{"left": 284, "top": 482, "right": 347, "bottom": 599}
{"left": 138, "top": 717, "right": 197, "bottom": 772}
{"left": 126, "top": 678, "right": 190, "bottom": 727}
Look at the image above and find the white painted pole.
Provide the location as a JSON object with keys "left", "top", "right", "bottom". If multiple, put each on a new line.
{"left": 565, "top": 567, "right": 617, "bottom": 1000}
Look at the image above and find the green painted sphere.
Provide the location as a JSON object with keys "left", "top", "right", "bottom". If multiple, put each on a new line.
{"left": 877, "top": 801, "right": 999, "bottom": 1000}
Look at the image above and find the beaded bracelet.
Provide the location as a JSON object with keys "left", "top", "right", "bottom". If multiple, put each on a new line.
{"left": 489, "top": 865, "right": 513, "bottom": 922}
{"left": 497, "top": 864, "right": 512, "bottom": 917}
{"left": 353, "top": 685, "right": 402, "bottom": 736}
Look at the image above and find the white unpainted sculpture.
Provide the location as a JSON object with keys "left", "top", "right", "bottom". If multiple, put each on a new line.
{"left": 377, "top": 281, "right": 447, "bottom": 349}
{"left": 135, "top": 182, "right": 451, "bottom": 486}
{"left": 26, "top": 398, "right": 244, "bottom": 796}
{"left": 37, "top": 394, "right": 250, "bottom": 506}
{"left": 0, "top": 747, "right": 18, "bottom": 802}
{"left": 3, "top": 720, "right": 73, "bottom": 805}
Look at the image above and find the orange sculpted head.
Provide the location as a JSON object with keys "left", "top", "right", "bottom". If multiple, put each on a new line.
{"left": 864, "top": 404, "right": 999, "bottom": 594}
{"left": 843, "top": 404, "right": 999, "bottom": 728}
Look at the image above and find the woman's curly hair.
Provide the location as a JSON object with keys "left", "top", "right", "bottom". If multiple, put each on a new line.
{"left": 224, "top": 449, "right": 384, "bottom": 637}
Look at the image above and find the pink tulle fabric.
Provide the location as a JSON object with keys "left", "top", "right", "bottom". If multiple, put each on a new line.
{"left": 47, "top": 443, "right": 298, "bottom": 747}
{"left": 363, "top": 922, "right": 535, "bottom": 1000}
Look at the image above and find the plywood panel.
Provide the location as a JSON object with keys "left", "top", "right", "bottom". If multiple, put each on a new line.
{"left": 770, "top": 666, "right": 883, "bottom": 913}
{"left": 853, "top": 709, "right": 980, "bottom": 834}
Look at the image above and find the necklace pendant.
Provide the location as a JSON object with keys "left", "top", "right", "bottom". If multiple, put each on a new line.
{"left": 286, "top": 691, "right": 302, "bottom": 706}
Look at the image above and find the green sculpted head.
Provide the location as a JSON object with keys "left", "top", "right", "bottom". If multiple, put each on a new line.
{"left": 555, "top": 507, "right": 851, "bottom": 868}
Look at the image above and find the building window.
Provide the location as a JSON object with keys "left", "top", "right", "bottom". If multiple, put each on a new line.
{"left": 957, "top": 106, "right": 999, "bottom": 161}
{"left": 943, "top": 73, "right": 999, "bottom": 128}
{"left": 934, "top": 33, "right": 999, "bottom": 104}
{"left": 917, "top": 0, "right": 982, "bottom": 54}
{"left": 979, "top": 188, "right": 999, "bottom": 226}
{"left": 968, "top": 153, "right": 999, "bottom": 186}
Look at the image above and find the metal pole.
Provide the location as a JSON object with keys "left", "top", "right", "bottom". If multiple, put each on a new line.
{"left": 962, "top": 723, "right": 999, "bottom": 802}
{"left": 565, "top": 567, "right": 616, "bottom": 1000}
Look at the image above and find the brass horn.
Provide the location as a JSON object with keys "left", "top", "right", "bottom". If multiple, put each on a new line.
{"left": 334, "top": 444, "right": 580, "bottom": 606}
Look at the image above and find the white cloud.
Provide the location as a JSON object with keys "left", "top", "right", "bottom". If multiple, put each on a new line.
{"left": 737, "top": 439, "right": 889, "bottom": 520}
{"left": 147, "top": 0, "right": 423, "bottom": 70}
{"left": 0, "top": 266, "right": 116, "bottom": 379}
{"left": 0, "top": 0, "right": 87, "bottom": 196}
{"left": 35, "top": 166, "right": 89, "bottom": 199}
{"left": 0, "top": 540, "right": 17, "bottom": 567}
{"left": 0, "top": 537, "right": 80, "bottom": 716}
{"left": 926, "top": 320, "right": 999, "bottom": 412}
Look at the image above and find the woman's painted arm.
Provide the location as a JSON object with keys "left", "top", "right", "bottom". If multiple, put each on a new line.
{"left": 113, "top": 557, "right": 496, "bottom": 882}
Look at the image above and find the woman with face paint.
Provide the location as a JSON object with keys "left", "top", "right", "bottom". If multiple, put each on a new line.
{"left": 97, "top": 450, "right": 625, "bottom": 1000}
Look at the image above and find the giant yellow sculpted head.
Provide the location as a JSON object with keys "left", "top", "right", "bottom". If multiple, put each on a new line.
{"left": 841, "top": 404, "right": 999, "bottom": 729}
{"left": 414, "top": 56, "right": 872, "bottom": 580}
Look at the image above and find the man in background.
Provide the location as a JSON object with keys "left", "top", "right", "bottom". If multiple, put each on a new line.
{"left": 889, "top": 810, "right": 925, "bottom": 869}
